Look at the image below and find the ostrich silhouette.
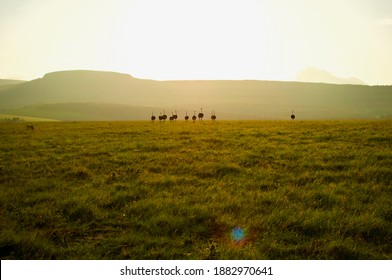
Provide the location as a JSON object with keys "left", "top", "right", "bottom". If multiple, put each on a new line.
{"left": 162, "top": 110, "right": 167, "bottom": 121}
{"left": 211, "top": 110, "right": 216, "bottom": 120}
{"left": 291, "top": 110, "right": 295, "bottom": 120}
{"left": 173, "top": 110, "right": 178, "bottom": 121}
{"left": 198, "top": 108, "right": 204, "bottom": 120}
{"left": 192, "top": 111, "right": 197, "bottom": 122}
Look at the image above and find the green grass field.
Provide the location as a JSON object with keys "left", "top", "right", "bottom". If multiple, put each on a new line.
{"left": 0, "top": 114, "right": 59, "bottom": 122}
{"left": 0, "top": 120, "right": 391, "bottom": 259}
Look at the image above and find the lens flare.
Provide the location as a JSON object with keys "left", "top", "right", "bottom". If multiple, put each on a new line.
{"left": 231, "top": 227, "right": 246, "bottom": 243}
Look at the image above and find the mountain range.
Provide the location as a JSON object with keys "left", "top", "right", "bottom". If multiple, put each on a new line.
{"left": 0, "top": 70, "right": 391, "bottom": 121}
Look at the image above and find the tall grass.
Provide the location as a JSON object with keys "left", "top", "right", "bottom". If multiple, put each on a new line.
{"left": 0, "top": 120, "right": 391, "bottom": 259}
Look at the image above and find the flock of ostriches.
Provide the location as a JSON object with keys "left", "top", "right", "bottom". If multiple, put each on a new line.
{"left": 150, "top": 108, "right": 216, "bottom": 122}
{"left": 150, "top": 108, "right": 296, "bottom": 121}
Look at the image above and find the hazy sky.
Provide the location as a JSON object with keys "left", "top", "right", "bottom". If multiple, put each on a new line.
{"left": 1, "top": 0, "right": 392, "bottom": 84}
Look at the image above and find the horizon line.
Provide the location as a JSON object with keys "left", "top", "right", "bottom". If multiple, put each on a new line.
{"left": 2, "top": 69, "right": 391, "bottom": 86}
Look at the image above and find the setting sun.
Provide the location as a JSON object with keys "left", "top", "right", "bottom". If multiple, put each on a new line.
{"left": 126, "top": 0, "right": 268, "bottom": 80}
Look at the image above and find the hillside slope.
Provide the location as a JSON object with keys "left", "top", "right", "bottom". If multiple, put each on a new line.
{"left": 0, "top": 70, "right": 391, "bottom": 120}
{"left": 0, "top": 71, "right": 152, "bottom": 110}
{"left": 0, "top": 79, "right": 26, "bottom": 86}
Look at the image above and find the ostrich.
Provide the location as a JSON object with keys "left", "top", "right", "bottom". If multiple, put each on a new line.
{"left": 192, "top": 111, "right": 197, "bottom": 122}
{"left": 151, "top": 112, "right": 156, "bottom": 121}
{"left": 198, "top": 108, "right": 204, "bottom": 121}
{"left": 173, "top": 110, "right": 178, "bottom": 121}
{"left": 211, "top": 110, "right": 216, "bottom": 121}
{"left": 162, "top": 110, "right": 167, "bottom": 121}
{"left": 291, "top": 110, "right": 296, "bottom": 120}
{"left": 185, "top": 111, "right": 189, "bottom": 121}
{"left": 158, "top": 112, "right": 163, "bottom": 121}
{"left": 169, "top": 112, "right": 174, "bottom": 121}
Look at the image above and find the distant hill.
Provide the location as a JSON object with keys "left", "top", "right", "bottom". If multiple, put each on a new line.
{"left": 0, "top": 70, "right": 391, "bottom": 120}
{"left": 0, "top": 79, "right": 27, "bottom": 97}
{"left": 0, "top": 79, "right": 26, "bottom": 86}
{"left": 0, "top": 70, "right": 151, "bottom": 110}
{"left": 296, "top": 67, "right": 367, "bottom": 85}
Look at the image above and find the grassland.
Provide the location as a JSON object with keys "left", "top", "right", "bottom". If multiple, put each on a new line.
{"left": 0, "top": 114, "right": 59, "bottom": 122}
{"left": 0, "top": 120, "right": 391, "bottom": 259}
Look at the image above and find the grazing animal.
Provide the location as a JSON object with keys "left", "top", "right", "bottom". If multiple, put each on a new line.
{"left": 211, "top": 110, "right": 216, "bottom": 120}
{"left": 158, "top": 112, "right": 164, "bottom": 121}
{"left": 185, "top": 111, "right": 189, "bottom": 121}
{"left": 26, "top": 124, "right": 34, "bottom": 130}
{"left": 291, "top": 110, "right": 296, "bottom": 120}
{"left": 173, "top": 110, "right": 178, "bottom": 121}
{"left": 151, "top": 112, "right": 156, "bottom": 121}
{"left": 198, "top": 108, "right": 204, "bottom": 120}
{"left": 192, "top": 111, "right": 197, "bottom": 122}
{"left": 169, "top": 113, "right": 174, "bottom": 121}
{"left": 162, "top": 110, "right": 167, "bottom": 121}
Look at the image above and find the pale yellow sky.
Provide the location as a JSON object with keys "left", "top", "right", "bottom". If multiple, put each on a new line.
{"left": 1, "top": 0, "right": 392, "bottom": 84}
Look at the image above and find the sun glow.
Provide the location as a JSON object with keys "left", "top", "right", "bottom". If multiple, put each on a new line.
{"left": 115, "top": 0, "right": 269, "bottom": 80}
{"left": 1, "top": 0, "right": 392, "bottom": 84}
